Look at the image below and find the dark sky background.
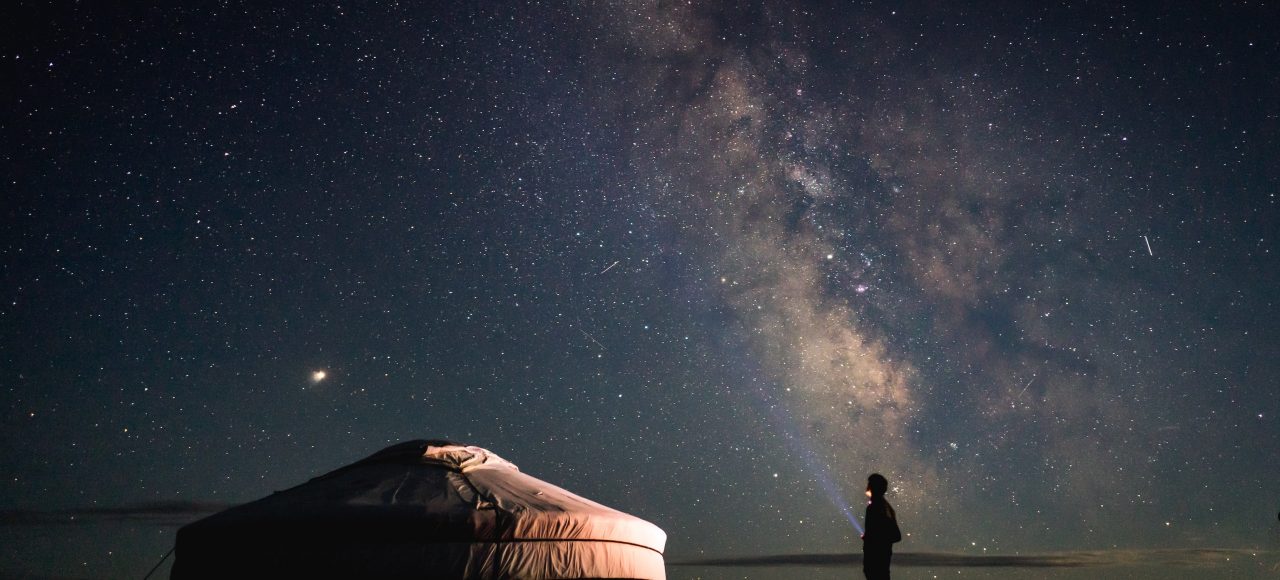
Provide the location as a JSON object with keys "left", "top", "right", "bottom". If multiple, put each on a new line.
{"left": 3, "top": 1, "right": 1279, "bottom": 578}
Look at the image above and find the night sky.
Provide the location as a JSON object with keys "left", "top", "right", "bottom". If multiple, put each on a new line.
{"left": 4, "top": 2, "right": 1279, "bottom": 578}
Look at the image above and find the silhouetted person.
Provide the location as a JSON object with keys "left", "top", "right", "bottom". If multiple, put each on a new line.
{"left": 861, "top": 473, "right": 901, "bottom": 580}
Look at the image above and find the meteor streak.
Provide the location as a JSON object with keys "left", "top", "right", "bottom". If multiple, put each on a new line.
{"left": 578, "top": 327, "right": 605, "bottom": 350}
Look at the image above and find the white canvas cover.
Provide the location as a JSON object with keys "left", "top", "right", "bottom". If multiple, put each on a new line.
{"left": 171, "top": 440, "right": 666, "bottom": 579}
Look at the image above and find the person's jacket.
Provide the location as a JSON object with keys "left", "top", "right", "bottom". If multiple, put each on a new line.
{"left": 863, "top": 497, "right": 901, "bottom": 548}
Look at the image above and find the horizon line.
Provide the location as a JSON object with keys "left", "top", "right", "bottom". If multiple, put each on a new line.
{"left": 669, "top": 547, "right": 1268, "bottom": 568}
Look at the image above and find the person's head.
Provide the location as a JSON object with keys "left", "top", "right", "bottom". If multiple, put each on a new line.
{"left": 866, "top": 473, "right": 888, "bottom": 499}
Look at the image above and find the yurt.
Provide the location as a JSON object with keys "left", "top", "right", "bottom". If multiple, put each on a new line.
{"left": 171, "top": 440, "right": 666, "bottom": 579}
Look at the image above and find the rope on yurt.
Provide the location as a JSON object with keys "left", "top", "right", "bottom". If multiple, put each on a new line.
{"left": 141, "top": 545, "right": 175, "bottom": 580}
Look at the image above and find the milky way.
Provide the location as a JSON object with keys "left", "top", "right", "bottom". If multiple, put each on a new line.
{"left": 583, "top": 1, "right": 1279, "bottom": 553}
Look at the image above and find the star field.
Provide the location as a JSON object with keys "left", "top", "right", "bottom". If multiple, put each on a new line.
{"left": 3, "top": 2, "right": 1279, "bottom": 578}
